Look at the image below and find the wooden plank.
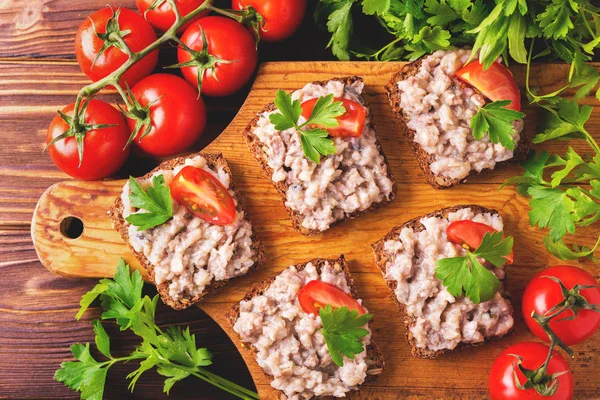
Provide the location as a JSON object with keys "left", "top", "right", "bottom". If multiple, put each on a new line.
{"left": 29, "top": 61, "right": 600, "bottom": 399}
{"left": 0, "top": 229, "right": 255, "bottom": 399}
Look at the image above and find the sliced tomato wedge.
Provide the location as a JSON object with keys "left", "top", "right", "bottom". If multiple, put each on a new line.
{"left": 170, "top": 166, "right": 236, "bottom": 225}
{"left": 300, "top": 97, "right": 366, "bottom": 137}
{"left": 455, "top": 61, "right": 521, "bottom": 112}
{"left": 298, "top": 280, "right": 366, "bottom": 315}
{"left": 446, "top": 220, "right": 514, "bottom": 264}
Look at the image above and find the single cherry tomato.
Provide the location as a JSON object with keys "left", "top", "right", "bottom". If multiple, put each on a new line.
{"left": 446, "top": 220, "right": 514, "bottom": 264}
{"left": 170, "top": 166, "right": 236, "bottom": 225}
{"left": 232, "top": 0, "right": 306, "bottom": 42}
{"left": 75, "top": 7, "right": 158, "bottom": 86}
{"left": 298, "top": 280, "right": 366, "bottom": 316}
{"left": 46, "top": 100, "right": 130, "bottom": 180}
{"left": 136, "top": 0, "right": 211, "bottom": 33}
{"left": 489, "top": 342, "right": 573, "bottom": 400}
{"left": 455, "top": 60, "right": 521, "bottom": 111}
{"left": 126, "top": 74, "right": 206, "bottom": 156}
{"left": 523, "top": 265, "right": 600, "bottom": 346}
{"left": 300, "top": 97, "right": 366, "bottom": 137}
{"left": 177, "top": 16, "right": 258, "bottom": 96}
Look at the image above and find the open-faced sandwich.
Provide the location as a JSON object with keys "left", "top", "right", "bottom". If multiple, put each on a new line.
{"left": 108, "top": 152, "right": 264, "bottom": 310}
{"left": 244, "top": 76, "right": 396, "bottom": 235}
{"left": 228, "top": 255, "right": 384, "bottom": 399}
{"left": 386, "top": 49, "right": 528, "bottom": 188}
{"left": 372, "top": 205, "right": 514, "bottom": 358}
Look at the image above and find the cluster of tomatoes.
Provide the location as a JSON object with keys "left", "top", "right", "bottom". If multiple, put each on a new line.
{"left": 46, "top": 0, "right": 306, "bottom": 180}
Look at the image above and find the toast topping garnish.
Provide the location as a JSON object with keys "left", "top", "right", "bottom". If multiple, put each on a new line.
{"left": 377, "top": 207, "right": 514, "bottom": 353}
{"left": 250, "top": 78, "right": 395, "bottom": 233}
{"left": 120, "top": 154, "right": 258, "bottom": 303}
{"left": 393, "top": 49, "right": 525, "bottom": 181}
{"left": 232, "top": 260, "right": 374, "bottom": 398}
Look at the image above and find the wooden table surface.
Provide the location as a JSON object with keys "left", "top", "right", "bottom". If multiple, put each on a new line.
{"left": 2, "top": 1, "right": 600, "bottom": 400}
{"left": 0, "top": 1, "right": 333, "bottom": 398}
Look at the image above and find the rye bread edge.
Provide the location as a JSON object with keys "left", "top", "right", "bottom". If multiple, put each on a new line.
{"left": 243, "top": 76, "right": 397, "bottom": 236}
{"left": 107, "top": 152, "right": 266, "bottom": 310}
{"left": 371, "top": 204, "right": 514, "bottom": 359}
{"left": 385, "top": 59, "right": 530, "bottom": 189}
{"left": 226, "top": 255, "right": 385, "bottom": 398}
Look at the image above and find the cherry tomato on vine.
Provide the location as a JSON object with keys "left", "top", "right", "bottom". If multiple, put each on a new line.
{"left": 489, "top": 342, "right": 573, "bottom": 400}
{"left": 455, "top": 61, "right": 521, "bottom": 112}
{"left": 170, "top": 166, "right": 236, "bottom": 225}
{"left": 46, "top": 100, "right": 130, "bottom": 180}
{"left": 126, "top": 74, "right": 206, "bottom": 157}
{"left": 300, "top": 97, "right": 366, "bottom": 137}
{"left": 136, "top": 0, "right": 212, "bottom": 33}
{"left": 446, "top": 220, "right": 514, "bottom": 264}
{"left": 523, "top": 265, "right": 600, "bottom": 346}
{"left": 297, "top": 280, "right": 366, "bottom": 316}
{"left": 177, "top": 16, "right": 258, "bottom": 97}
{"left": 75, "top": 6, "right": 158, "bottom": 86}
{"left": 232, "top": 0, "right": 306, "bottom": 42}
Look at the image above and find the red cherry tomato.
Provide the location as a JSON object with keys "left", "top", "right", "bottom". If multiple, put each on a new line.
{"left": 455, "top": 60, "right": 521, "bottom": 111}
{"left": 75, "top": 7, "right": 158, "bottom": 86}
{"left": 46, "top": 100, "right": 130, "bottom": 180}
{"left": 232, "top": 0, "right": 306, "bottom": 42}
{"left": 170, "top": 166, "right": 236, "bottom": 225}
{"left": 300, "top": 97, "right": 366, "bottom": 137}
{"left": 523, "top": 265, "right": 600, "bottom": 346}
{"left": 446, "top": 220, "right": 514, "bottom": 264}
{"left": 178, "top": 16, "right": 258, "bottom": 97}
{"left": 136, "top": 0, "right": 211, "bottom": 33}
{"left": 489, "top": 342, "right": 573, "bottom": 400}
{"left": 126, "top": 74, "right": 206, "bottom": 157}
{"left": 298, "top": 280, "right": 366, "bottom": 316}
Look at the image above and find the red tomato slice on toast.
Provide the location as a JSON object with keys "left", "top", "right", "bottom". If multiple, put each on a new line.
{"left": 455, "top": 61, "right": 521, "bottom": 112}
{"left": 170, "top": 166, "right": 236, "bottom": 225}
{"left": 300, "top": 97, "right": 366, "bottom": 137}
{"left": 298, "top": 280, "right": 366, "bottom": 315}
{"left": 447, "top": 220, "right": 514, "bottom": 264}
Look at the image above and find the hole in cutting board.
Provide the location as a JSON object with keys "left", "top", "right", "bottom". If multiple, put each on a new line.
{"left": 60, "top": 216, "right": 84, "bottom": 239}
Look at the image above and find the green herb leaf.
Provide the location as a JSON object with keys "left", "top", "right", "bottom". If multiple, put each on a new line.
{"left": 544, "top": 235, "right": 600, "bottom": 262}
{"left": 76, "top": 279, "right": 111, "bottom": 320}
{"left": 125, "top": 175, "right": 173, "bottom": 231}
{"left": 54, "top": 343, "right": 108, "bottom": 400}
{"left": 435, "top": 231, "right": 510, "bottom": 303}
{"left": 470, "top": 100, "right": 525, "bottom": 150}
{"left": 362, "top": 0, "right": 390, "bottom": 15}
{"left": 320, "top": 305, "right": 373, "bottom": 367}
{"left": 270, "top": 89, "right": 345, "bottom": 164}
{"left": 528, "top": 185, "right": 575, "bottom": 242}
{"left": 92, "top": 320, "right": 112, "bottom": 359}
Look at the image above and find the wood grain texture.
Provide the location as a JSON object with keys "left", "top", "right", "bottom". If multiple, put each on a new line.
{"left": 30, "top": 62, "right": 600, "bottom": 399}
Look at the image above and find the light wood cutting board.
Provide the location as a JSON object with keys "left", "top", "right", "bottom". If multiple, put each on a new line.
{"left": 31, "top": 62, "right": 600, "bottom": 399}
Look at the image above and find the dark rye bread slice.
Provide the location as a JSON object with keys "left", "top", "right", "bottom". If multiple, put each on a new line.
{"left": 385, "top": 59, "right": 530, "bottom": 189}
{"left": 371, "top": 205, "right": 513, "bottom": 359}
{"left": 226, "top": 255, "right": 384, "bottom": 398}
{"left": 244, "top": 76, "right": 397, "bottom": 235}
{"left": 108, "top": 152, "right": 265, "bottom": 310}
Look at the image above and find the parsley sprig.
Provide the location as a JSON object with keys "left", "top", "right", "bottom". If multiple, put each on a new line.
{"left": 55, "top": 260, "right": 258, "bottom": 400}
{"left": 471, "top": 100, "right": 525, "bottom": 150}
{"left": 269, "top": 89, "right": 346, "bottom": 163}
{"left": 125, "top": 175, "right": 173, "bottom": 231}
{"left": 319, "top": 305, "right": 373, "bottom": 367}
{"left": 435, "top": 231, "right": 513, "bottom": 303}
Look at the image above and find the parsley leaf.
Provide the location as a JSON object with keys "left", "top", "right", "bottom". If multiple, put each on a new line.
{"left": 528, "top": 186, "right": 575, "bottom": 242}
{"left": 125, "top": 174, "right": 173, "bottom": 231}
{"left": 56, "top": 259, "right": 259, "bottom": 400}
{"left": 435, "top": 232, "right": 511, "bottom": 303}
{"left": 470, "top": 100, "right": 525, "bottom": 150}
{"left": 269, "top": 90, "right": 345, "bottom": 163}
{"left": 320, "top": 305, "right": 373, "bottom": 367}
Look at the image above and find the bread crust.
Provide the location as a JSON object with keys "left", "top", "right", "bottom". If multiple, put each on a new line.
{"left": 243, "top": 76, "right": 397, "bottom": 235}
{"left": 371, "top": 205, "right": 513, "bottom": 358}
{"left": 385, "top": 59, "right": 530, "bottom": 189}
{"left": 108, "top": 152, "right": 265, "bottom": 310}
{"left": 226, "top": 255, "right": 385, "bottom": 398}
